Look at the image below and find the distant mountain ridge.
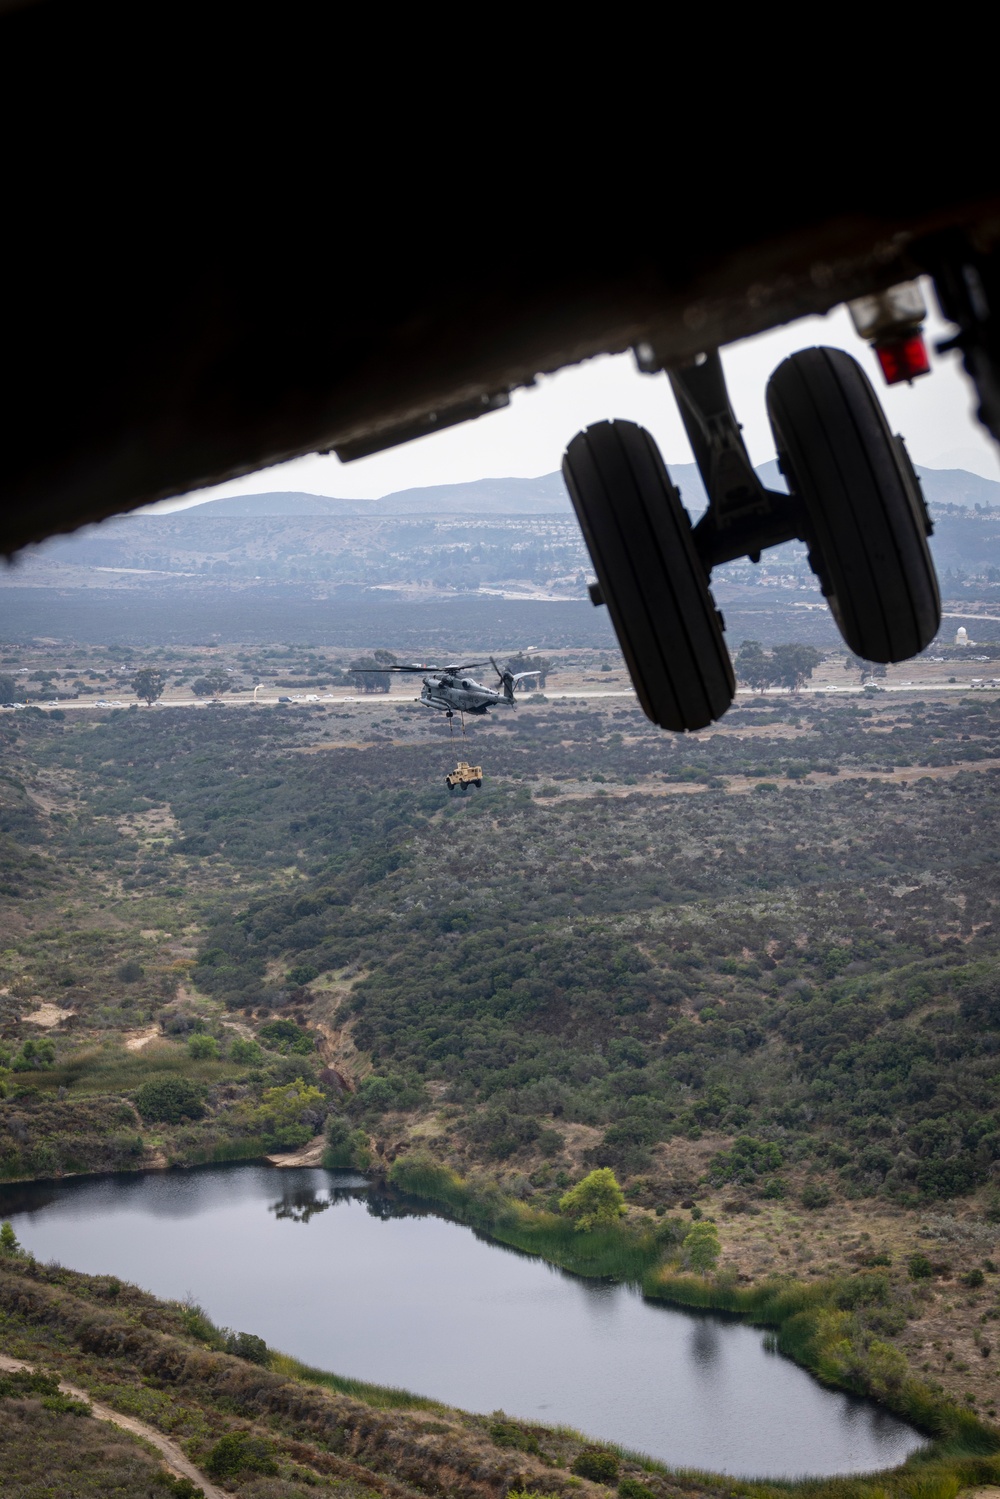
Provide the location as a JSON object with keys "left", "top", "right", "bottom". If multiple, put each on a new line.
{"left": 176, "top": 462, "right": 1000, "bottom": 518}
{"left": 197, "top": 472, "right": 571, "bottom": 518}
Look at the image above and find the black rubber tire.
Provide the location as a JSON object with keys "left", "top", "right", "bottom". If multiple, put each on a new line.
{"left": 562, "top": 420, "right": 734, "bottom": 732}
{"left": 766, "top": 347, "right": 940, "bottom": 662}
{"left": 474, "top": 779, "right": 482, "bottom": 788}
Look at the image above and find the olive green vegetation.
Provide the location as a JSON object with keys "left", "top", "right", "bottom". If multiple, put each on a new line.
{"left": 4, "top": 693, "right": 1000, "bottom": 1203}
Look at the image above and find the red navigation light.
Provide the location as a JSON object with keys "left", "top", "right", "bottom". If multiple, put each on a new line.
{"left": 874, "top": 332, "right": 931, "bottom": 385}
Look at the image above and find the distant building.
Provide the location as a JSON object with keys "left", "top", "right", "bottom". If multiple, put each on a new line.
{"left": 956, "top": 626, "right": 972, "bottom": 646}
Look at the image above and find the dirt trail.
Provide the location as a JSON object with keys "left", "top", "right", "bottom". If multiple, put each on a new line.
{"left": 124, "top": 1024, "right": 160, "bottom": 1051}
{"left": 0, "top": 1352, "right": 225, "bottom": 1498}
{"left": 22, "top": 1003, "right": 74, "bottom": 1028}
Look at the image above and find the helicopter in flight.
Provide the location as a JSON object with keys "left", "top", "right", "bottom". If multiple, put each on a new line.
{"left": 367, "top": 657, "right": 541, "bottom": 732}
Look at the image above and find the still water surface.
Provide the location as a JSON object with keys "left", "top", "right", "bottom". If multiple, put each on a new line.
{"left": 1, "top": 1166, "right": 924, "bottom": 1478}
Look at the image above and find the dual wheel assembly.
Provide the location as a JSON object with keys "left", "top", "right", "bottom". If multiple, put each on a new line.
{"left": 562, "top": 347, "right": 941, "bottom": 733}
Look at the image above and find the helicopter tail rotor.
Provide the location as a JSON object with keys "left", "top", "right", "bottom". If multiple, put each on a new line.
{"left": 491, "top": 656, "right": 516, "bottom": 706}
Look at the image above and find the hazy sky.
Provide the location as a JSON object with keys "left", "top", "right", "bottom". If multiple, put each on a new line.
{"left": 156, "top": 284, "right": 1000, "bottom": 513}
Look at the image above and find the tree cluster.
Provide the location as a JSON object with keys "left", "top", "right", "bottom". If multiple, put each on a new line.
{"left": 735, "top": 640, "right": 823, "bottom": 691}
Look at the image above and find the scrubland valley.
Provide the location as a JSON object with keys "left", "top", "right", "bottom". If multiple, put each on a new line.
{"left": 3, "top": 647, "right": 1000, "bottom": 1496}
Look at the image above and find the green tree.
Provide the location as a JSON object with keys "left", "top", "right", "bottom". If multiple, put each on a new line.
{"left": 559, "top": 1167, "right": 626, "bottom": 1231}
{"left": 770, "top": 642, "right": 823, "bottom": 691}
{"left": 734, "top": 639, "right": 773, "bottom": 691}
{"left": 11, "top": 1037, "right": 56, "bottom": 1071}
{"left": 346, "top": 656, "right": 391, "bottom": 693}
{"left": 683, "top": 1220, "right": 721, "bottom": 1273}
{"left": 247, "top": 1078, "right": 326, "bottom": 1151}
{"left": 506, "top": 652, "right": 553, "bottom": 688}
{"left": 0, "top": 673, "right": 16, "bottom": 701}
{"left": 845, "top": 653, "right": 887, "bottom": 683}
{"left": 0, "top": 1221, "right": 22, "bottom": 1256}
{"left": 130, "top": 667, "right": 166, "bottom": 705}
{"left": 191, "top": 667, "right": 232, "bottom": 698}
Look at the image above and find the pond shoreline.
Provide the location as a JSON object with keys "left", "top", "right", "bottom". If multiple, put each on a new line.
{"left": 383, "top": 1153, "right": 1000, "bottom": 1484}
{"left": 3, "top": 1151, "right": 998, "bottom": 1497}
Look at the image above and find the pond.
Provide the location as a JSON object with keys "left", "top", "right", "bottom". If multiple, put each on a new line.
{"left": 0, "top": 1165, "right": 925, "bottom": 1478}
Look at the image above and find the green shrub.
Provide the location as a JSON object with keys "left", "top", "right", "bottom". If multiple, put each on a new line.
{"left": 963, "top": 1268, "right": 985, "bottom": 1288}
{"left": 223, "top": 1330, "right": 269, "bottom": 1365}
{"left": 324, "top": 1114, "right": 372, "bottom": 1170}
{"left": 229, "top": 1036, "right": 263, "bottom": 1064}
{"left": 134, "top": 1077, "right": 205, "bottom": 1123}
{"left": 204, "top": 1431, "right": 278, "bottom": 1479}
{"left": 800, "top": 1182, "right": 832, "bottom": 1209}
{"left": 352, "top": 1071, "right": 428, "bottom": 1114}
{"left": 11, "top": 1037, "right": 55, "bottom": 1072}
{"left": 40, "top": 1392, "right": 91, "bottom": 1416}
{"left": 187, "top": 1034, "right": 219, "bottom": 1060}
{"left": 258, "top": 1019, "right": 314, "bottom": 1055}
{"left": 710, "top": 1135, "right": 782, "bottom": 1185}
{"left": 619, "top": 1479, "right": 658, "bottom": 1499}
{"left": 683, "top": 1221, "right": 721, "bottom": 1273}
{"left": 489, "top": 1418, "right": 541, "bottom": 1454}
{"left": 180, "top": 1301, "right": 220, "bottom": 1345}
{"left": 0, "top": 1367, "right": 61, "bottom": 1399}
{"left": 287, "top": 964, "right": 319, "bottom": 986}
{"left": 908, "top": 1253, "right": 934, "bottom": 1280}
{"left": 572, "top": 1448, "right": 620, "bottom": 1482}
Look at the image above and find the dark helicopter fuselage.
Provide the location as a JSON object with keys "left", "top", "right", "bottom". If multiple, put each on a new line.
{"left": 419, "top": 672, "right": 507, "bottom": 716}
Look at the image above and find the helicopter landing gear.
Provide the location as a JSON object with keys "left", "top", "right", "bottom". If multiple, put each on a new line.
{"left": 564, "top": 345, "right": 942, "bottom": 732}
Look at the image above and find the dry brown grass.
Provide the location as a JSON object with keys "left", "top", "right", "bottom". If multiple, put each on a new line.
{"left": 0, "top": 1398, "right": 172, "bottom": 1497}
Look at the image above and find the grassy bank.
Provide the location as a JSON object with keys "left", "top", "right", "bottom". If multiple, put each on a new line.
{"left": 388, "top": 1152, "right": 671, "bottom": 1281}
{"left": 388, "top": 1153, "right": 1000, "bottom": 1499}
{"left": 269, "top": 1350, "right": 447, "bottom": 1412}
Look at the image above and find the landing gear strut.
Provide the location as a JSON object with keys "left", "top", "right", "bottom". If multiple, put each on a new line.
{"left": 563, "top": 345, "right": 941, "bottom": 733}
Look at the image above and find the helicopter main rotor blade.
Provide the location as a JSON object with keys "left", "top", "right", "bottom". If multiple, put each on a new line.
{"left": 358, "top": 664, "right": 435, "bottom": 673}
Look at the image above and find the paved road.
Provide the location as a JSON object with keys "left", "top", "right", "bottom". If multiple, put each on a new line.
{"left": 7, "top": 680, "right": 1000, "bottom": 714}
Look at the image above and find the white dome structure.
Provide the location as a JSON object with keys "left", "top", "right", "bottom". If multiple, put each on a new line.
{"left": 956, "top": 626, "right": 971, "bottom": 646}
